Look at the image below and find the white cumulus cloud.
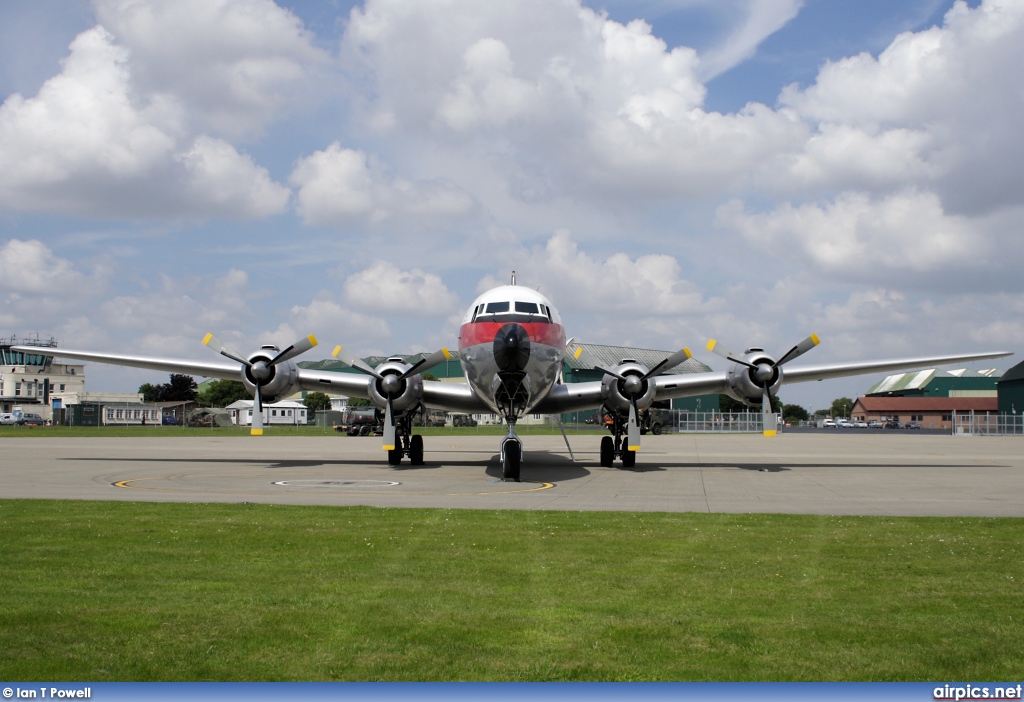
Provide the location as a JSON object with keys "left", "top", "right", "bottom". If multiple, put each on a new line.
{"left": 344, "top": 261, "right": 460, "bottom": 316}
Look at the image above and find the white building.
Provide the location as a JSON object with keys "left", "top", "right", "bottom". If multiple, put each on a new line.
{"left": 1, "top": 337, "right": 86, "bottom": 419}
{"left": 226, "top": 400, "right": 308, "bottom": 426}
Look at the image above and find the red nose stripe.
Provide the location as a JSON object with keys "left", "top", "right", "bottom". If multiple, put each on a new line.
{"left": 459, "top": 322, "right": 565, "bottom": 350}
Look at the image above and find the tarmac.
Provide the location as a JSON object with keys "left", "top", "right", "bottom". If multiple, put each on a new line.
{"left": 1, "top": 432, "right": 1023, "bottom": 517}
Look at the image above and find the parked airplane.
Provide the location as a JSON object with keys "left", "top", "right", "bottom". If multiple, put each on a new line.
{"left": 14, "top": 276, "right": 1011, "bottom": 481}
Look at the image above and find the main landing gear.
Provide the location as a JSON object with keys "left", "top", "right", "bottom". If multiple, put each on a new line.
{"left": 600, "top": 412, "right": 636, "bottom": 469}
{"left": 386, "top": 412, "right": 425, "bottom": 466}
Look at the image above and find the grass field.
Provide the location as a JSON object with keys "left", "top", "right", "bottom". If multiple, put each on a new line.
{"left": 2, "top": 499, "right": 1022, "bottom": 681}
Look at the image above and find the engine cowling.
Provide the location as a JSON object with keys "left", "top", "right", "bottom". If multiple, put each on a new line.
{"left": 723, "top": 348, "right": 783, "bottom": 406}
{"left": 367, "top": 358, "right": 424, "bottom": 414}
{"left": 601, "top": 360, "right": 657, "bottom": 413}
{"left": 239, "top": 345, "right": 301, "bottom": 404}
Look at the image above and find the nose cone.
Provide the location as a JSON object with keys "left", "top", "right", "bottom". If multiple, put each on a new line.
{"left": 493, "top": 323, "right": 531, "bottom": 372}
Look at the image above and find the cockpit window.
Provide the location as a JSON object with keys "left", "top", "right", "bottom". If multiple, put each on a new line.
{"left": 514, "top": 301, "right": 539, "bottom": 314}
{"left": 473, "top": 299, "right": 551, "bottom": 324}
{"left": 485, "top": 301, "right": 510, "bottom": 313}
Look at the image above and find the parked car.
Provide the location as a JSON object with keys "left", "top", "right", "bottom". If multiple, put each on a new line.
{"left": 821, "top": 418, "right": 837, "bottom": 428}
{"left": 884, "top": 420, "right": 903, "bottom": 429}
{"left": 18, "top": 412, "right": 46, "bottom": 426}
{"left": 0, "top": 412, "right": 18, "bottom": 425}
{"left": 906, "top": 421, "right": 922, "bottom": 429}
{"left": 854, "top": 420, "right": 868, "bottom": 428}
{"left": 867, "top": 420, "right": 883, "bottom": 429}
{"left": 836, "top": 419, "right": 853, "bottom": 428}
{"left": 162, "top": 415, "right": 179, "bottom": 425}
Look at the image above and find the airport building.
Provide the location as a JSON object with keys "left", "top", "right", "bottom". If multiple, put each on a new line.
{"left": 227, "top": 400, "right": 308, "bottom": 426}
{"left": 851, "top": 396, "right": 999, "bottom": 429}
{"left": 1, "top": 336, "right": 86, "bottom": 419}
{"left": 997, "top": 359, "right": 1024, "bottom": 416}
{"left": 865, "top": 368, "right": 1000, "bottom": 398}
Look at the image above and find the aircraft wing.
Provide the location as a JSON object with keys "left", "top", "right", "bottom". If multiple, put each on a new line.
{"left": 12, "top": 346, "right": 244, "bottom": 381}
{"left": 296, "top": 372, "right": 489, "bottom": 412}
{"left": 533, "top": 350, "right": 1011, "bottom": 415}
{"left": 778, "top": 350, "right": 1012, "bottom": 384}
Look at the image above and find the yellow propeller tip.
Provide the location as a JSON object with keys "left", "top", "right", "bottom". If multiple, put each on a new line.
{"left": 251, "top": 428, "right": 264, "bottom": 436}
{"left": 308, "top": 334, "right": 319, "bottom": 347}
{"left": 573, "top": 347, "right": 583, "bottom": 360}
{"left": 763, "top": 430, "right": 777, "bottom": 437}
{"left": 706, "top": 339, "right": 716, "bottom": 351}
{"left": 331, "top": 345, "right": 341, "bottom": 358}
{"left": 442, "top": 348, "right": 452, "bottom": 360}
{"left": 382, "top": 445, "right": 395, "bottom": 451}
{"left": 628, "top": 445, "right": 641, "bottom": 452}
{"left": 684, "top": 348, "right": 692, "bottom": 359}
{"left": 202, "top": 333, "right": 213, "bottom": 345}
{"left": 810, "top": 333, "right": 821, "bottom": 346}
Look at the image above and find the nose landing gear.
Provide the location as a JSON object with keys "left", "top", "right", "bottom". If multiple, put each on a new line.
{"left": 501, "top": 425, "right": 522, "bottom": 482}
{"left": 385, "top": 411, "right": 425, "bottom": 466}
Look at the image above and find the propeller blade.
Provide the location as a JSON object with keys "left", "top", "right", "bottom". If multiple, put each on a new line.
{"left": 382, "top": 399, "right": 396, "bottom": 451}
{"left": 569, "top": 343, "right": 626, "bottom": 381}
{"left": 643, "top": 346, "right": 692, "bottom": 380}
{"left": 627, "top": 401, "right": 641, "bottom": 452}
{"left": 332, "top": 345, "right": 382, "bottom": 379}
{"left": 762, "top": 388, "right": 777, "bottom": 437}
{"left": 251, "top": 385, "right": 264, "bottom": 436}
{"left": 202, "top": 333, "right": 248, "bottom": 366}
{"left": 775, "top": 333, "right": 821, "bottom": 367}
{"left": 706, "top": 339, "right": 757, "bottom": 369}
{"left": 270, "top": 334, "right": 318, "bottom": 366}
{"left": 400, "top": 347, "right": 453, "bottom": 380}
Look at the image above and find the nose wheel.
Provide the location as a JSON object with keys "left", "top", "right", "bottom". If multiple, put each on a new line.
{"left": 600, "top": 412, "right": 637, "bottom": 469}
{"left": 501, "top": 428, "right": 522, "bottom": 482}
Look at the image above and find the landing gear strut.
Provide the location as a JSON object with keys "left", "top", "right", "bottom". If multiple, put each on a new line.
{"left": 385, "top": 411, "right": 425, "bottom": 466}
{"left": 599, "top": 411, "right": 636, "bottom": 469}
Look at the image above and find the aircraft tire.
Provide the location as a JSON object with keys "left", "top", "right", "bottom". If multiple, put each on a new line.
{"left": 503, "top": 441, "right": 521, "bottom": 482}
{"left": 409, "top": 434, "right": 424, "bottom": 465}
{"left": 621, "top": 448, "right": 636, "bottom": 469}
{"left": 600, "top": 436, "right": 614, "bottom": 467}
{"left": 387, "top": 446, "right": 402, "bottom": 465}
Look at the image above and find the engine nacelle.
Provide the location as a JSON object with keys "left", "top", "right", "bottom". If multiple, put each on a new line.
{"left": 367, "top": 358, "right": 424, "bottom": 414}
{"left": 723, "top": 348, "right": 783, "bottom": 406}
{"left": 240, "top": 345, "right": 301, "bottom": 403}
{"left": 601, "top": 360, "right": 657, "bottom": 413}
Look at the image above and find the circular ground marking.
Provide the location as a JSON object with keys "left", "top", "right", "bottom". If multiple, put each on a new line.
{"left": 272, "top": 479, "right": 401, "bottom": 488}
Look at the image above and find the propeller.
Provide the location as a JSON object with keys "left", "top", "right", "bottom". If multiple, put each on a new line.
{"left": 332, "top": 345, "right": 452, "bottom": 452}
{"left": 203, "top": 332, "right": 318, "bottom": 436}
{"left": 706, "top": 334, "right": 820, "bottom": 437}
{"left": 569, "top": 342, "right": 691, "bottom": 452}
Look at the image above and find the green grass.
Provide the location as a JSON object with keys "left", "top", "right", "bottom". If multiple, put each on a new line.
{"left": 2, "top": 500, "right": 1022, "bottom": 680}
{"left": 0, "top": 424, "right": 606, "bottom": 438}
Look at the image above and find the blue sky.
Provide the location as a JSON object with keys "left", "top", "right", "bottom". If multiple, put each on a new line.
{"left": 0, "top": 0, "right": 1020, "bottom": 409}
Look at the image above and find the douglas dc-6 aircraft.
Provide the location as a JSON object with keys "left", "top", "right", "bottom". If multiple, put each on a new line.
{"left": 15, "top": 275, "right": 1012, "bottom": 481}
